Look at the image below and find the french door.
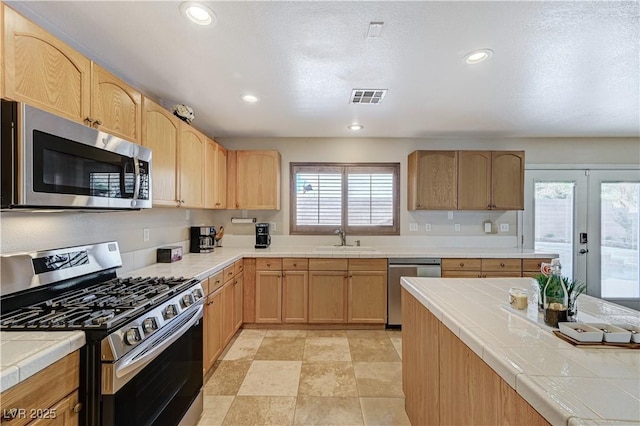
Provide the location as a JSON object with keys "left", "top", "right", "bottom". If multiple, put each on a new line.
{"left": 524, "top": 168, "right": 640, "bottom": 310}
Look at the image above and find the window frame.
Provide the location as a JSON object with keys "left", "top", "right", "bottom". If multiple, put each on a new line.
{"left": 289, "top": 162, "right": 400, "bottom": 235}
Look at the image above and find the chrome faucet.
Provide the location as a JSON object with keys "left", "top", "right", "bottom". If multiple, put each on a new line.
{"left": 334, "top": 228, "right": 346, "bottom": 246}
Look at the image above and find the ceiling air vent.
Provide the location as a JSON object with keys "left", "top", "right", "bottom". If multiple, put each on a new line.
{"left": 350, "top": 89, "right": 387, "bottom": 104}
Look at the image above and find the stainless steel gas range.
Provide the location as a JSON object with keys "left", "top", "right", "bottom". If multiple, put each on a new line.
{"left": 1, "top": 242, "right": 204, "bottom": 426}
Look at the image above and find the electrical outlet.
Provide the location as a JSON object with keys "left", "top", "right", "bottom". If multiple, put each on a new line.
{"left": 448, "top": 211, "right": 454, "bottom": 220}
{"left": 143, "top": 228, "right": 150, "bottom": 242}
{"left": 454, "top": 224, "right": 461, "bottom": 232}
{"left": 500, "top": 223, "right": 509, "bottom": 232}
{"left": 409, "top": 223, "right": 418, "bottom": 232}
{"left": 269, "top": 222, "right": 277, "bottom": 231}
{"left": 425, "top": 223, "right": 432, "bottom": 232}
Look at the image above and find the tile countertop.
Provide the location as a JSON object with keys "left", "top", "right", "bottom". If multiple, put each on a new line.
{"left": 401, "top": 277, "right": 640, "bottom": 426}
{"left": 0, "top": 331, "right": 85, "bottom": 393}
{"left": 125, "top": 246, "right": 557, "bottom": 282}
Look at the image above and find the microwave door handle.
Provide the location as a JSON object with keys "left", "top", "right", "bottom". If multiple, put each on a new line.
{"left": 132, "top": 157, "right": 140, "bottom": 200}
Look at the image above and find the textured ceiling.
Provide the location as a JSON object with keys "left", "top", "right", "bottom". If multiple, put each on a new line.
{"left": 6, "top": 1, "right": 640, "bottom": 139}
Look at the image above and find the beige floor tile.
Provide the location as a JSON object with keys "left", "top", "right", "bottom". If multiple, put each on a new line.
{"left": 348, "top": 338, "right": 400, "bottom": 362}
{"left": 265, "top": 329, "right": 307, "bottom": 338}
{"left": 346, "top": 329, "right": 389, "bottom": 339}
{"left": 359, "top": 397, "right": 411, "bottom": 426}
{"left": 389, "top": 337, "right": 402, "bottom": 360}
{"left": 239, "top": 328, "right": 267, "bottom": 338}
{"left": 238, "top": 360, "right": 302, "bottom": 396}
{"left": 220, "top": 336, "right": 264, "bottom": 361}
{"left": 204, "top": 361, "right": 252, "bottom": 396}
{"left": 298, "top": 362, "right": 358, "bottom": 397}
{"left": 303, "top": 337, "right": 352, "bottom": 362}
{"left": 196, "top": 396, "right": 235, "bottom": 425}
{"left": 255, "top": 337, "right": 305, "bottom": 360}
{"left": 353, "top": 362, "right": 404, "bottom": 397}
{"left": 222, "top": 396, "right": 296, "bottom": 426}
{"left": 305, "top": 329, "right": 347, "bottom": 338}
{"left": 293, "top": 396, "right": 364, "bottom": 426}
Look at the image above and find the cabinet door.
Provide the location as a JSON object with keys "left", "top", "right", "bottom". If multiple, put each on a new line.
{"left": 491, "top": 151, "right": 525, "bottom": 210}
{"left": 235, "top": 150, "right": 281, "bottom": 210}
{"left": 458, "top": 151, "right": 492, "bottom": 210}
{"left": 222, "top": 282, "right": 235, "bottom": 346}
{"left": 203, "top": 290, "right": 223, "bottom": 374}
{"left": 141, "top": 97, "right": 179, "bottom": 206}
{"left": 282, "top": 271, "right": 308, "bottom": 323}
{"left": 91, "top": 63, "right": 141, "bottom": 142}
{"left": 308, "top": 271, "right": 347, "bottom": 323}
{"left": 30, "top": 390, "right": 80, "bottom": 426}
{"left": 408, "top": 151, "right": 458, "bottom": 210}
{"left": 255, "top": 270, "right": 282, "bottom": 323}
{"left": 204, "top": 138, "right": 218, "bottom": 209}
{"left": 179, "top": 124, "right": 205, "bottom": 208}
{"left": 3, "top": 6, "right": 91, "bottom": 123}
{"left": 233, "top": 273, "right": 244, "bottom": 331}
{"left": 215, "top": 144, "right": 227, "bottom": 208}
{"left": 348, "top": 271, "right": 387, "bottom": 323}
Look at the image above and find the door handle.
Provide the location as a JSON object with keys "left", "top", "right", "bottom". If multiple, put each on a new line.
{"left": 579, "top": 249, "right": 589, "bottom": 254}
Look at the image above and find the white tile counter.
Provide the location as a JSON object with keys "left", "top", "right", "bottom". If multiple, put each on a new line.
{"left": 401, "top": 277, "right": 640, "bottom": 425}
{"left": 0, "top": 331, "right": 85, "bottom": 393}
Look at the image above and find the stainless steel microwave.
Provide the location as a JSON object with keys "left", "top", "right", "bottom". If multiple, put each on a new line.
{"left": 1, "top": 100, "right": 152, "bottom": 210}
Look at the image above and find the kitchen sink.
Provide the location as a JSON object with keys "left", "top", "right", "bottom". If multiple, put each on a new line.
{"left": 313, "top": 245, "right": 378, "bottom": 252}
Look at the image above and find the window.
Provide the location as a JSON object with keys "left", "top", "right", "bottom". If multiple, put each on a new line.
{"left": 290, "top": 163, "right": 399, "bottom": 235}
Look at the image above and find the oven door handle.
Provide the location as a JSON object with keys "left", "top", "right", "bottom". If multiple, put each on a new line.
{"left": 115, "top": 304, "right": 203, "bottom": 379}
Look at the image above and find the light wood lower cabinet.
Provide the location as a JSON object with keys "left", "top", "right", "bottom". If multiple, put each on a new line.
{"left": 308, "top": 271, "right": 348, "bottom": 323}
{"left": 233, "top": 272, "right": 244, "bottom": 330}
{"left": 203, "top": 287, "right": 223, "bottom": 375}
{"left": 0, "top": 351, "right": 81, "bottom": 426}
{"left": 522, "top": 258, "right": 553, "bottom": 278}
{"left": 282, "top": 270, "right": 309, "bottom": 323}
{"left": 255, "top": 270, "right": 282, "bottom": 324}
{"left": 348, "top": 271, "right": 387, "bottom": 323}
{"left": 442, "top": 258, "right": 522, "bottom": 278}
{"left": 222, "top": 280, "right": 235, "bottom": 346}
{"left": 402, "top": 288, "right": 550, "bottom": 426}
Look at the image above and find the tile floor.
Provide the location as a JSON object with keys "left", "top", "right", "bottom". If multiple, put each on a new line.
{"left": 196, "top": 328, "right": 409, "bottom": 426}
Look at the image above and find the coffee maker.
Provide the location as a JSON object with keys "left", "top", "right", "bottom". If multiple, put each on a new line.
{"left": 255, "top": 223, "right": 271, "bottom": 249}
{"left": 190, "top": 226, "right": 216, "bottom": 253}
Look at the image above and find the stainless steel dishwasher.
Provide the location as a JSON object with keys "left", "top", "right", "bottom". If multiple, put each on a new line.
{"left": 387, "top": 258, "right": 441, "bottom": 327}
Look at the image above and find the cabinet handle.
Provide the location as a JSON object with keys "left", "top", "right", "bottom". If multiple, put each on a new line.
{"left": 344, "top": 274, "right": 348, "bottom": 278}
{"left": 293, "top": 263, "right": 297, "bottom": 267}
{"left": 459, "top": 262, "right": 464, "bottom": 267}
{"left": 236, "top": 203, "right": 239, "bottom": 208}
{"left": 233, "top": 280, "right": 238, "bottom": 285}
{"left": 73, "top": 402, "right": 83, "bottom": 413}
{"left": 282, "top": 272, "right": 286, "bottom": 277}
{"left": 266, "top": 263, "right": 270, "bottom": 267}
{"left": 84, "top": 116, "right": 94, "bottom": 125}
{"left": 487, "top": 204, "right": 492, "bottom": 209}
{"left": 93, "top": 119, "right": 102, "bottom": 128}
{"left": 500, "top": 262, "right": 505, "bottom": 267}
{"left": 417, "top": 203, "right": 421, "bottom": 207}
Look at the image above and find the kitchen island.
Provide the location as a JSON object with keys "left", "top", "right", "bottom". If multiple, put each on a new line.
{"left": 401, "top": 277, "right": 640, "bottom": 425}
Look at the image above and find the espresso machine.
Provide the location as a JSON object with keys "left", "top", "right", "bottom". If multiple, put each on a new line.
{"left": 190, "top": 226, "right": 216, "bottom": 253}
{"left": 255, "top": 223, "right": 271, "bottom": 249}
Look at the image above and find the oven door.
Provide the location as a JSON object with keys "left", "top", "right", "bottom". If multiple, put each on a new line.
{"left": 6, "top": 101, "right": 151, "bottom": 209}
{"left": 101, "top": 306, "right": 203, "bottom": 426}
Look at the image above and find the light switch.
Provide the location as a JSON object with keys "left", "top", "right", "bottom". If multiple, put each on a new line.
{"left": 409, "top": 223, "right": 418, "bottom": 232}
{"left": 500, "top": 223, "right": 509, "bottom": 232}
{"left": 454, "top": 224, "right": 461, "bottom": 232}
{"left": 425, "top": 223, "right": 432, "bottom": 232}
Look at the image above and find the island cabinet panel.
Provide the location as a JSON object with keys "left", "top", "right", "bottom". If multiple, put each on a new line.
{"left": 408, "top": 150, "right": 458, "bottom": 210}
{"left": 308, "top": 271, "right": 347, "bottom": 323}
{"left": 3, "top": 5, "right": 91, "bottom": 124}
{"left": 141, "top": 97, "right": 179, "bottom": 206}
{"left": 402, "top": 288, "right": 550, "bottom": 426}
{"left": 0, "top": 351, "right": 80, "bottom": 426}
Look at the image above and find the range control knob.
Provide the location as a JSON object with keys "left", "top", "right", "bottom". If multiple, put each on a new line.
{"left": 191, "top": 288, "right": 204, "bottom": 301}
{"left": 181, "top": 293, "right": 194, "bottom": 308}
{"left": 124, "top": 328, "right": 142, "bottom": 345}
{"left": 163, "top": 304, "right": 178, "bottom": 320}
{"left": 143, "top": 317, "right": 158, "bottom": 333}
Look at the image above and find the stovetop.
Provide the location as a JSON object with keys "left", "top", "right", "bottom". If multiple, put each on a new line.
{"left": 0, "top": 276, "right": 197, "bottom": 330}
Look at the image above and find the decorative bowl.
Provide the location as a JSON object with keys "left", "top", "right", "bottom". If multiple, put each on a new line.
{"left": 587, "top": 323, "right": 632, "bottom": 343}
{"left": 558, "top": 322, "right": 603, "bottom": 343}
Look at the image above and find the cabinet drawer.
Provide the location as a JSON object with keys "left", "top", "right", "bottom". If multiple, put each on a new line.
{"left": 442, "top": 258, "right": 481, "bottom": 271}
{"left": 209, "top": 270, "right": 224, "bottom": 293}
{"left": 256, "top": 258, "right": 282, "bottom": 270}
{"left": 442, "top": 271, "right": 481, "bottom": 278}
{"left": 522, "top": 258, "right": 553, "bottom": 272}
{"left": 223, "top": 265, "right": 235, "bottom": 281}
{"left": 234, "top": 259, "right": 244, "bottom": 276}
{"left": 283, "top": 258, "right": 308, "bottom": 270}
{"left": 481, "top": 258, "right": 521, "bottom": 272}
{"left": 308, "top": 258, "right": 348, "bottom": 271}
{"left": 348, "top": 258, "right": 387, "bottom": 271}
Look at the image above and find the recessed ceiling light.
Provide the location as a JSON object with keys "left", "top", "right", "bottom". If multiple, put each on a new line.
{"left": 241, "top": 95, "right": 260, "bottom": 103}
{"left": 180, "top": 2, "right": 216, "bottom": 26}
{"left": 348, "top": 124, "right": 364, "bottom": 131}
{"left": 464, "top": 49, "right": 493, "bottom": 64}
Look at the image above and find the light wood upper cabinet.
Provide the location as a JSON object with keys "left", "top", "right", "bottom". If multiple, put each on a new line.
{"left": 90, "top": 63, "right": 142, "bottom": 142}
{"left": 408, "top": 150, "right": 458, "bottom": 210}
{"left": 3, "top": 5, "right": 91, "bottom": 123}
{"left": 234, "top": 150, "right": 281, "bottom": 210}
{"left": 205, "top": 138, "right": 227, "bottom": 209}
{"left": 179, "top": 124, "right": 206, "bottom": 208}
{"left": 141, "top": 97, "right": 179, "bottom": 206}
{"left": 458, "top": 151, "right": 524, "bottom": 210}
{"left": 491, "top": 151, "right": 525, "bottom": 210}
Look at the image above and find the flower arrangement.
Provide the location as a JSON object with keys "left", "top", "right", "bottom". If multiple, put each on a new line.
{"left": 173, "top": 104, "right": 194, "bottom": 124}
{"left": 534, "top": 273, "right": 586, "bottom": 317}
